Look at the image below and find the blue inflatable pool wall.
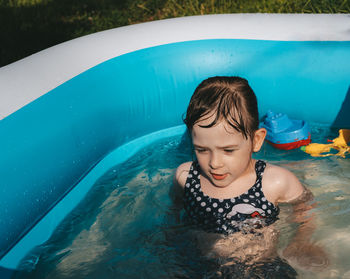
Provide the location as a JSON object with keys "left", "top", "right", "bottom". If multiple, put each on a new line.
{"left": 0, "top": 14, "right": 349, "bottom": 276}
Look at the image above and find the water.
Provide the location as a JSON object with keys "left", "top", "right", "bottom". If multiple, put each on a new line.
{"left": 14, "top": 125, "right": 350, "bottom": 279}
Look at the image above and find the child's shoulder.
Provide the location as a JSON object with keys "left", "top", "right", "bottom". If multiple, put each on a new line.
{"left": 262, "top": 162, "right": 304, "bottom": 204}
{"left": 175, "top": 161, "right": 192, "bottom": 188}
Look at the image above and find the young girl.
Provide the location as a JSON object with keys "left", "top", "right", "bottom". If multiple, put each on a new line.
{"left": 173, "top": 76, "right": 328, "bottom": 276}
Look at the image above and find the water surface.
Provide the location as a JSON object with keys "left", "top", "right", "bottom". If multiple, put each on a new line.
{"left": 14, "top": 125, "right": 350, "bottom": 279}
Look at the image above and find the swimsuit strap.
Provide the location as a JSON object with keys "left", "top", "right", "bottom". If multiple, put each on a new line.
{"left": 184, "top": 161, "right": 200, "bottom": 189}
{"left": 255, "top": 160, "right": 266, "bottom": 185}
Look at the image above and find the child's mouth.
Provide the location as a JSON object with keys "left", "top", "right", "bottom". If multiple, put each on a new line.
{"left": 211, "top": 173, "right": 228, "bottom": 180}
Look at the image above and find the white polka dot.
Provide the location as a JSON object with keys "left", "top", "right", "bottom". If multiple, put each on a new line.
{"left": 190, "top": 188, "right": 194, "bottom": 192}
{"left": 262, "top": 197, "right": 267, "bottom": 202}
{"left": 267, "top": 209, "right": 271, "bottom": 214}
{"left": 198, "top": 175, "right": 201, "bottom": 179}
{"left": 262, "top": 204, "right": 267, "bottom": 209}
{"left": 249, "top": 195, "right": 254, "bottom": 199}
{"left": 219, "top": 199, "right": 224, "bottom": 203}
{"left": 195, "top": 184, "right": 200, "bottom": 188}
{"left": 243, "top": 199, "right": 249, "bottom": 203}
{"left": 185, "top": 183, "right": 190, "bottom": 188}
{"left": 201, "top": 202, "right": 206, "bottom": 207}
{"left": 255, "top": 192, "right": 260, "bottom": 197}
{"left": 206, "top": 207, "right": 211, "bottom": 212}
{"left": 193, "top": 170, "right": 198, "bottom": 175}
{"left": 244, "top": 191, "right": 249, "bottom": 195}
{"left": 213, "top": 203, "right": 218, "bottom": 208}
{"left": 196, "top": 197, "right": 201, "bottom": 201}
{"left": 230, "top": 198, "right": 235, "bottom": 203}
{"left": 218, "top": 208, "right": 224, "bottom": 213}
{"left": 188, "top": 174, "right": 192, "bottom": 178}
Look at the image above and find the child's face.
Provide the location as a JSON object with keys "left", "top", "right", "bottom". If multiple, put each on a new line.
{"left": 191, "top": 114, "right": 265, "bottom": 188}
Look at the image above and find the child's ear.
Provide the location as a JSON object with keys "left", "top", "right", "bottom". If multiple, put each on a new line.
{"left": 252, "top": 128, "right": 267, "bottom": 152}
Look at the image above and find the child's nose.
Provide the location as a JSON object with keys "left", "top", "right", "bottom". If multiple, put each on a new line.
{"left": 209, "top": 153, "right": 223, "bottom": 169}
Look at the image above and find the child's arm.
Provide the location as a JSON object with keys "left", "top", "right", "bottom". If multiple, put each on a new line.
{"left": 262, "top": 164, "right": 304, "bottom": 204}
{"left": 281, "top": 189, "right": 329, "bottom": 271}
{"left": 263, "top": 164, "right": 329, "bottom": 271}
{"left": 170, "top": 162, "right": 191, "bottom": 207}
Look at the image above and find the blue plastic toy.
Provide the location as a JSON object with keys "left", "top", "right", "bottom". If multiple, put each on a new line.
{"left": 260, "top": 110, "right": 311, "bottom": 150}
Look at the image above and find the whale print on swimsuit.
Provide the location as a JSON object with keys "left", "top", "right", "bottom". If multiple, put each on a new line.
{"left": 183, "top": 160, "right": 279, "bottom": 234}
{"left": 13, "top": 124, "right": 350, "bottom": 279}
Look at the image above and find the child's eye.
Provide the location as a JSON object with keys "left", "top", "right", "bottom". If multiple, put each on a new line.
{"left": 224, "top": 149, "right": 235, "bottom": 153}
{"left": 195, "top": 148, "right": 207, "bottom": 153}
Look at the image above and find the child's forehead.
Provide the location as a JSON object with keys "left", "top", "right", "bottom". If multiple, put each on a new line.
{"left": 191, "top": 124, "right": 247, "bottom": 148}
{"left": 193, "top": 119, "right": 244, "bottom": 137}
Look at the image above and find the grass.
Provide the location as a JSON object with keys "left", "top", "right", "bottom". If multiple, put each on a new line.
{"left": 1, "top": 0, "right": 349, "bottom": 66}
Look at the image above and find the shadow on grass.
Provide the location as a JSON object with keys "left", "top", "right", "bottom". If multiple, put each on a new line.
{"left": 1, "top": 0, "right": 349, "bottom": 67}
{"left": 0, "top": 0, "right": 133, "bottom": 66}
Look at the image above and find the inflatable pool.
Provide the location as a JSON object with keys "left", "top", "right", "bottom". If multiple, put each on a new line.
{"left": 0, "top": 14, "right": 349, "bottom": 278}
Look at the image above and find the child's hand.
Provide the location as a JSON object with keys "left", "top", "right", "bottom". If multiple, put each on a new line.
{"left": 282, "top": 240, "right": 329, "bottom": 271}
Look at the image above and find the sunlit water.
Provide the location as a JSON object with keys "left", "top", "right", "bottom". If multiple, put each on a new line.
{"left": 14, "top": 125, "right": 350, "bottom": 279}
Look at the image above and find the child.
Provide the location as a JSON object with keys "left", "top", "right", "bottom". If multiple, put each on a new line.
{"left": 173, "top": 76, "right": 328, "bottom": 274}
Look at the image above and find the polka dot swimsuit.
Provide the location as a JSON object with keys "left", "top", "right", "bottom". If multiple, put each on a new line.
{"left": 183, "top": 160, "right": 279, "bottom": 234}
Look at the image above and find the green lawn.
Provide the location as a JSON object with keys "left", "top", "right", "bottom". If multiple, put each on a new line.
{"left": 1, "top": 0, "right": 349, "bottom": 66}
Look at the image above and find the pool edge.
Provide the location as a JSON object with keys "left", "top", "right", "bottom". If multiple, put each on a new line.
{"left": 0, "top": 125, "right": 186, "bottom": 270}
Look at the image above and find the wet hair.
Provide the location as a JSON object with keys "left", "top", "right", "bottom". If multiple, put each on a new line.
{"left": 184, "top": 76, "right": 259, "bottom": 139}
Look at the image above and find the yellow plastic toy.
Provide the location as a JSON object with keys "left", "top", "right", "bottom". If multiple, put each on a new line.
{"left": 301, "top": 129, "right": 350, "bottom": 158}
